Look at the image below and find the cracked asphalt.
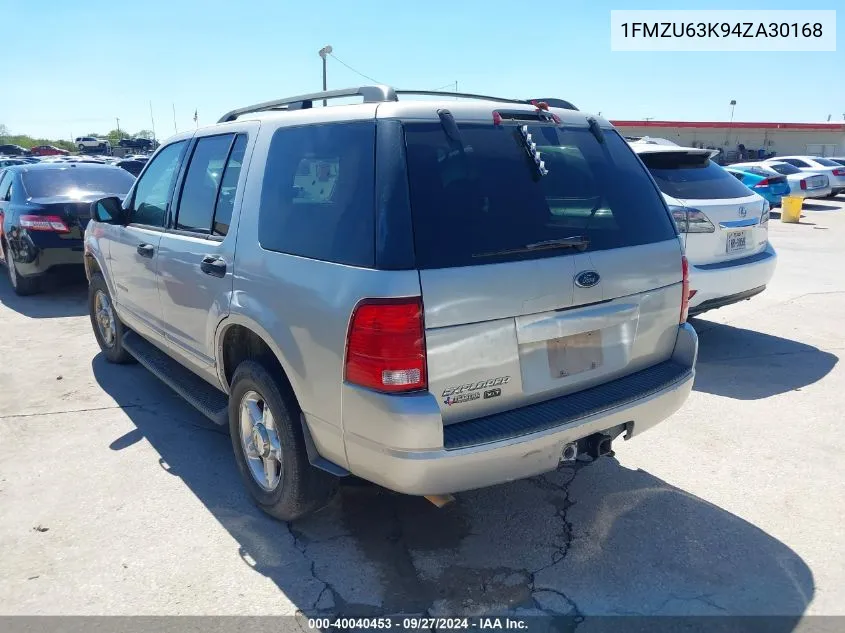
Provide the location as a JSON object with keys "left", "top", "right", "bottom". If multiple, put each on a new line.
{"left": 1, "top": 198, "right": 844, "bottom": 625}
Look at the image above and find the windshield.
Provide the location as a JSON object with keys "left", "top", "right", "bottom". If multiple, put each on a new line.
{"left": 403, "top": 124, "right": 676, "bottom": 269}
{"left": 639, "top": 152, "right": 753, "bottom": 200}
{"left": 22, "top": 167, "right": 135, "bottom": 198}
{"left": 814, "top": 158, "right": 840, "bottom": 167}
{"left": 767, "top": 162, "right": 801, "bottom": 176}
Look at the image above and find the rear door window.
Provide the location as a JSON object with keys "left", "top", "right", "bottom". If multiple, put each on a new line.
{"left": 639, "top": 152, "right": 753, "bottom": 200}
{"left": 175, "top": 134, "right": 234, "bottom": 233}
{"left": 258, "top": 122, "right": 375, "bottom": 267}
{"left": 212, "top": 134, "right": 247, "bottom": 236}
{"left": 403, "top": 123, "right": 676, "bottom": 269}
{"left": 813, "top": 158, "right": 839, "bottom": 167}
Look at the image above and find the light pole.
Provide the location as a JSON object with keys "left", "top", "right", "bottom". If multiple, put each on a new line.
{"left": 116, "top": 117, "right": 121, "bottom": 135}
{"left": 727, "top": 100, "right": 736, "bottom": 146}
{"left": 318, "top": 45, "right": 333, "bottom": 106}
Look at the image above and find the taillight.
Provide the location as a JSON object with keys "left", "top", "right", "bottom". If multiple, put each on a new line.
{"left": 753, "top": 178, "right": 770, "bottom": 188}
{"left": 345, "top": 297, "right": 427, "bottom": 393}
{"left": 833, "top": 169, "right": 845, "bottom": 176}
{"left": 669, "top": 206, "right": 716, "bottom": 234}
{"left": 20, "top": 215, "right": 70, "bottom": 233}
{"left": 800, "top": 179, "right": 807, "bottom": 190}
{"left": 680, "top": 256, "right": 690, "bottom": 324}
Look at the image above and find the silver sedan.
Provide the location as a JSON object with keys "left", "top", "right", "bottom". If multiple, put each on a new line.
{"left": 733, "top": 161, "right": 832, "bottom": 199}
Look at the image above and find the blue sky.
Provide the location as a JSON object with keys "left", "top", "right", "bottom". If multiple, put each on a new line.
{"left": 2, "top": 0, "right": 843, "bottom": 140}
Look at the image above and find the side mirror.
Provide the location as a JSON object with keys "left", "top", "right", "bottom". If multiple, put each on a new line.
{"left": 91, "top": 196, "right": 125, "bottom": 224}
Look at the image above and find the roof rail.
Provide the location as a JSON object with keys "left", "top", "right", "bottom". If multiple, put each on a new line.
{"left": 394, "top": 90, "right": 532, "bottom": 105}
{"left": 218, "top": 86, "right": 580, "bottom": 123}
{"left": 217, "top": 85, "right": 397, "bottom": 123}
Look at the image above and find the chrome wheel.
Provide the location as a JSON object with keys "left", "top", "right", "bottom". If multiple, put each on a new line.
{"left": 239, "top": 390, "right": 283, "bottom": 491}
{"left": 94, "top": 289, "right": 116, "bottom": 348}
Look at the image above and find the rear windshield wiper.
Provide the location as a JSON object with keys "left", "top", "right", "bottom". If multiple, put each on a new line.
{"left": 473, "top": 236, "right": 590, "bottom": 258}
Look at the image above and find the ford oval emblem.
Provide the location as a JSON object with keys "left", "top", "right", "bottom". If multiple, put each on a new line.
{"left": 575, "top": 270, "right": 601, "bottom": 288}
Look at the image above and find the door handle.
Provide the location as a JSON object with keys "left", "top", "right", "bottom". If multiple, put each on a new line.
{"left": 137, "top": 243, "right": 155, "bottom": 258}
{"left": 200, "top": 255, "right": 227, "bottom": 278}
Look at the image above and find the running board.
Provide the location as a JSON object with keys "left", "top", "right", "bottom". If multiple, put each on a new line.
{"left": 122, "top": 331, "right": 229, "bottom": 426}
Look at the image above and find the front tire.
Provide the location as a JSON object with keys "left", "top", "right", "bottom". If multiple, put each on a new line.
{"left": 228, "top": 360, "right": 337, "bottom": 522}
{"left": 4, "top": 239, "right": 40, "bottom": 296}
{"left": 88, "top": 273, "right": 134, "bottom": 363}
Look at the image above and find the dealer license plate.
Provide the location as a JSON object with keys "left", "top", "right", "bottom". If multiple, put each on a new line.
{"left": 726, "top": 230, "right": 749, "bottom": 254}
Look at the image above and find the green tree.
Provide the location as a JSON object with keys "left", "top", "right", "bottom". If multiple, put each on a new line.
{"left": 105, "top": 128, "right": 131, "bottom": 145}
{"left": 134, "top": 129, "right": 154, "bottom": 140}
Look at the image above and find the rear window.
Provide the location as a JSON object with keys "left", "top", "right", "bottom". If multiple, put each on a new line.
{"left": 22, "top": 167, "right": 135, "bottom": 198}
{"left": 767, "top": 162, "right": 800, "bottom": 176}
{"left": 258, "top": 122, "right": 375, "bottom": 267}
{"left": 813, "top": 158, "right": 839, "bottom": 167}
{"left": 403, "top": 123, "right": 676, "bottom": 269}
{"left": 639, "top": 152, "right": 753, "bottom": 200}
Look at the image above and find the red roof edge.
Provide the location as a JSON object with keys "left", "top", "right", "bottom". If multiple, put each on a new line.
{"left": 610, "top": 120, "right": 845, "bottom": 131}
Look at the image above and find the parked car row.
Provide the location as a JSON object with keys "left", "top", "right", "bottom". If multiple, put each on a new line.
{"left": 0, "top": 87, "right": 839, "bottom": 522}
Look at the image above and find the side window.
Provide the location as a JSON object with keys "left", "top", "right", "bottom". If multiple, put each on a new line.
{"left": 212, "top": 134, "right": 247, "bottom": 236}
{"left": 129, "top": 141, "right": 187, "bottom": 227}
{"left": 0, "top": 172, "right": 11, "bottom": 201}
{"left": 782, "top": 158, "right": 808, "bottom": 168}
{"left": 258, "top": 122, "right": 375, "bottom": 266}
{"left": 174, "top": 134, "right": 234, "bottom": 233}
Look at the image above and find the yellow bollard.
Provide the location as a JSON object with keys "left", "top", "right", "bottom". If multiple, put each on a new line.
{"left": 781, "top": 196, "right": 803, "bottom": 223}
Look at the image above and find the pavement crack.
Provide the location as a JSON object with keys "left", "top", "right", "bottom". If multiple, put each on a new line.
{"left": 525, "top": 466, "right": 585, "bottom": 625}
{"left": 0, "top": 403, "right": 145, "bottom": 420}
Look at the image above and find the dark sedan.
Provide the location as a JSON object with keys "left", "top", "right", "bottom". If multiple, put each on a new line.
{"left": 0, "top": 144, "right": 30, "bottom": 156}
{"left": 118, "top": 137, "right": 157, "bottom": 151}
{"left": 0, "top": 163, "right": 135, "bottom": 295}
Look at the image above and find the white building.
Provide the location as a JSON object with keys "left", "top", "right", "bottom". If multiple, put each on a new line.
{"left": 611, "top": 120, "right": 845, "bottom": 162}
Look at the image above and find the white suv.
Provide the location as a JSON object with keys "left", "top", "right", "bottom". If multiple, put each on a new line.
{"left": 632, "top": 143, "right": 776, "bottom": 316}
{"left": 75, "top": 137, "right": 110, "bottom": 152}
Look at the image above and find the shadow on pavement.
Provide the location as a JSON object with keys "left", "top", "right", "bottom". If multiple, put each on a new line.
{"left": 691, "top": 320, "right": 838, "bottom": 400}
{"left": 801, "top": 201, "right": 841, "bottom": 212}
{"left": 0, "top": 266, "right": 88, "bottom": 318}
{"left": 93, "top": 355, "right": 815, "bottom": 626}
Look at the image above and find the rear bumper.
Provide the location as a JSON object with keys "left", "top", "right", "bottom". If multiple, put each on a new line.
{"left": 800, "top": 184, "right": 833, "bottom": 199}
{"left": 335, "top": 324, "right": 697, "bottom": 496}
{"left": 13, "top": 245, "right": 84, "bottom": 277}
{"left": 687, "top": 243, "right": 777, "bottom": 313}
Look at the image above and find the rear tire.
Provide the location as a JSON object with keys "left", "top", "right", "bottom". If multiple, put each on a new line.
{"left": 88, "top": 273, "right": 134, "bottom": 364}
{"left": 4, "top": 239, "right": 40, "bottom": 296}
{"left": 228, "top": 360, "right": 337, "bottom": 522}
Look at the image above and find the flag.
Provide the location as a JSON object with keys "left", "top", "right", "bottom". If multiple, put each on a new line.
{"left": 193, "top": 109, "right": 198, "bottom": 123}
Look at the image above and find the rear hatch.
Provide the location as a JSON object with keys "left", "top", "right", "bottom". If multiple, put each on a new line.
{"left": 401, "top": 114, "right": 684, "bottom": 424}
{"left": 637, "top": 150, "right": 768, "bottom": 267}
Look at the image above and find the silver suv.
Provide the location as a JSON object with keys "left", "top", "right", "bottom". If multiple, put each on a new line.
{"left": 84, "top": 86, "right": 698, "bottom": 521}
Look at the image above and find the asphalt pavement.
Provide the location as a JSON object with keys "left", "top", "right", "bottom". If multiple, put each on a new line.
{"left": 1, "top": 197, "right": 843, "bottom": 624}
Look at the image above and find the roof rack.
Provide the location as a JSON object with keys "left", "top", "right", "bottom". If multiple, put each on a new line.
{"left": 218, "top": 85, "right": 578, "bottom": 123}
{"left": 217, "top": 85, "right": 398, "bottom": 123}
